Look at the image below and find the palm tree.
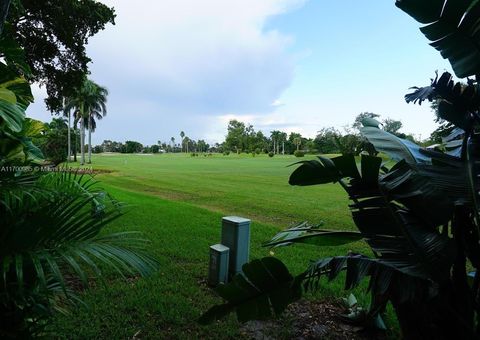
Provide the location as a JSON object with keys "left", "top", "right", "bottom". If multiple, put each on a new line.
{"left": 180, "top": 131, "right": 185, "bottom": 153}
{"left": 65, "top": 79, "right": 108, "bottom": 165}
{"left": 170, "top": 137, "right": 175, "bottom": 152}
{"left": 184, "top": 136, "right": 190, "bottom": 153}
{"left": 293, "top": 137, "right": 301, "bottom": 151}
{"left": 86, "top": 83, "right": 108, "bottom": 164}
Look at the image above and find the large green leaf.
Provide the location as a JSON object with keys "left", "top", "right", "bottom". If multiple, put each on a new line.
{"left": 0, "top": 87, "right": 16, "bottom": 104}
{"left": 0, "top": 99, "right": 24, "bottom": 132}
{"left": 360, "top": 125, "right": 430, "bottom": 165}
{"left": 199, "top": 257, "right": 302, "bottom": 324}
{"left": 263, "top": 222, "right": 363, "bottom": 248}
{"left": 404, "top": 72, "right": 479, "bottom": 131}
{"left": 396, "top": 0, "right": 480, "bottom": 78}
{"left": 288, "top": 157, "right": 340, "bottom": 186}
{"left": 349, "top": 181, "right": 455, "bottom": 281}
{"left": 304, "top": 254, "right": 430, "bottom": 316}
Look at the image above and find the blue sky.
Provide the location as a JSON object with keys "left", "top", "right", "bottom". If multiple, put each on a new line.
{"left": 27, "top": 0, "right": 453, "bottom": 145}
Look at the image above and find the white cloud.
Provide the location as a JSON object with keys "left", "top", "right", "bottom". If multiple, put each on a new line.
{"left": 26, "top": 0, "right": 306, "bottom": 144}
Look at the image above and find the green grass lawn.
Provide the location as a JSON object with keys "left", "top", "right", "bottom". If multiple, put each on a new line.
{"left": 52, "top": 153, "right": 397, "bottom": 338}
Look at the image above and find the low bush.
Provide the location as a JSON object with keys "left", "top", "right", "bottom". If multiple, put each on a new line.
{"left": 294, "top": 150, "right": 305, "bottom": 157}
{"left": 268, "top": 152, "right": 274, "bottom": 158}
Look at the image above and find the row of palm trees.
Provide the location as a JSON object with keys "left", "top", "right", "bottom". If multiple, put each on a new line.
{"left": 63, "top": 79, "right": 108, "bottom": 164}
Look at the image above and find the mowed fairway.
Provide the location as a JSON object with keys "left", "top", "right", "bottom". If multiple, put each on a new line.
{"left": 52, "top": 153, "right": 394, "bottom": 339}
{"left": 91, "top": 153, "right": 353, "bottom": 230}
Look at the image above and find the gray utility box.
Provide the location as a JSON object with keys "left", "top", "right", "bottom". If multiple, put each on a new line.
{"left": 221, "top": 216, "right": 251, "bottom": 274}
{"left": 208, "top": 244, "right": 229, "bottom": 286}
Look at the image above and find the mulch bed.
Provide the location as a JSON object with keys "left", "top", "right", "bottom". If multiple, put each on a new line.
{"left": 240, "top": 299, "right": 387, "bottom": 340}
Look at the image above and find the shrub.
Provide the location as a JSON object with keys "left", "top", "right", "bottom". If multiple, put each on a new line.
{"left": 255, "top": 148, "right": 261, "bottom": 155}
{"left": 223, "top": 151, "right": 230, "bottom": 156}
{"left": 268, "top": 152, "right": 274, "bottom": 158}
{"left": 294, "top": 150, "right": 305, "bottom": 157}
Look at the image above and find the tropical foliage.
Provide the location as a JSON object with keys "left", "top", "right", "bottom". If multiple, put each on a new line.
{"left": 200, "top": 1, "right": 480, "bottom": 339}
{"left": 0, "top": 3, "right": 158, "bottom": 338}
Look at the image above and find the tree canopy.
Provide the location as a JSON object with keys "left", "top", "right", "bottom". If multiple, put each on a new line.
{"left": 5, "top": 0, "right": 115, "bottom": 112}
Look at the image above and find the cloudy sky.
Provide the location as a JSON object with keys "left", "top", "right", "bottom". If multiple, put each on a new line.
{"left": 27, "top": 0, "right": 452, "bottom": 145}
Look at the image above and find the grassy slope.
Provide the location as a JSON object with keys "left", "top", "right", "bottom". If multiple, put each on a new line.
{"left": 52, "top": 153, "right": 396, "bottom": 338}
{"left": 89, "top": 153, "right": 353, "bottom": 230}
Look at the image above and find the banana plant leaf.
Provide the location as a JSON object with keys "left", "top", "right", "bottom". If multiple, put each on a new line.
{"left": 396, "top": 0, "right": 480, "bottom": 78}
{"left": 360, "top": 125, "right": 430, "bottom": 165}
{"left": 443, "top": 127, "right": 465, "bottom": 143}
{"left": 288, "top": 157, "right": 341, "bottom": 185}
{"left": 199, "top": 257, "right": 303, "bottom": 324}
{"left": 404, "top": 72, "right": 478, "bottom": 131}
{"left": 263, "top": 222, "right": 363, "bottom": 248}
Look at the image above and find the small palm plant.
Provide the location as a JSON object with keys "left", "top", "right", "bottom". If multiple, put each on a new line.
{"left": 0, "top": 170, "right": 158, "bottom": 337}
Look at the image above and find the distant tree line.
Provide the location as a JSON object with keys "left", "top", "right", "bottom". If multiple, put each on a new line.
{"left": 88, "top": 112, "right": 430, "bottom": 156}
{"left": 92, "top": 138, "right": 218, "bottom": 154}
{"left": 220, "top": 113, "right": 423, "bottom": 155}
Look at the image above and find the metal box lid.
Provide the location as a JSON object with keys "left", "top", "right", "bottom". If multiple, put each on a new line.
{"left": 210, "top": 244, "right": 229, "bottom": 253}
{"left": 222, "top": 216, "right": 251, "bottom": 225}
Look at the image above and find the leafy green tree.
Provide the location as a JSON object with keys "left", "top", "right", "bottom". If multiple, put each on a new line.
{"left": 92, "top": 145, "right": 103, "bottom": 153}
{"left": 38, "top": 117, "right": 69, "bottom": 165}
{"left": 382, "top": 118, "right": 402, "bottom": 135}
{"left": 197, "top": 139, "right": 208, "bottom": 153}
{"left": 125, "top": 140, "right": 143, "bottom": 154}
{"left": 252, "top": 130, "right": 268, "bottom": 153}
{"left": 100, "top": 140, "right": 124, "bottom": 153}
{"left": 225, "top": 120, "right": 246, "bottom": 153}
{"left": 314, "top": 127, "right": 341, "bottom": 154}
{"left": 288, "top": 132, "right": 303, "bottom": 153}
{"left": 335, "top": 133, "right": 361, "bottom": 155}
{"left": 5, "top": 0, "right": 115, "bottom": 112}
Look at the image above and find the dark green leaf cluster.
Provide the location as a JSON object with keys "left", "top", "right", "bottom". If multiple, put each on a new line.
{"left": 199, "top": 257, "right": 303, "bottom": 325}
{"left": 5, "top": 0, "right": 115, "bottom": 111}
{"left": 0, "top": 170, "right": 159, "bottom": 337}
{"left": 396, "top": 0, "right": 480, "bottom": 78}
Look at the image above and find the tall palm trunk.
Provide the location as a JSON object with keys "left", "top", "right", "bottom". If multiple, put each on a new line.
{"left": 67, "top": 111, "right": 71, "bottom": 162}
{"left": 73, "top": 127, "right": 77, "bottom": 162}
{"left": 80, "top": 104, "right": 85, "bottom": 165}
{"left": 87, "top": 114, "right": 92, "bottom": 164}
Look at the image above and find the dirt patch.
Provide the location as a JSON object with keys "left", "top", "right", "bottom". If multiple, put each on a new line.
{"left": 92, "top": 168, "right": 115, "bottom": 174}
{"left": 240, "top": 299, "right": 387, "bottom": 340}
